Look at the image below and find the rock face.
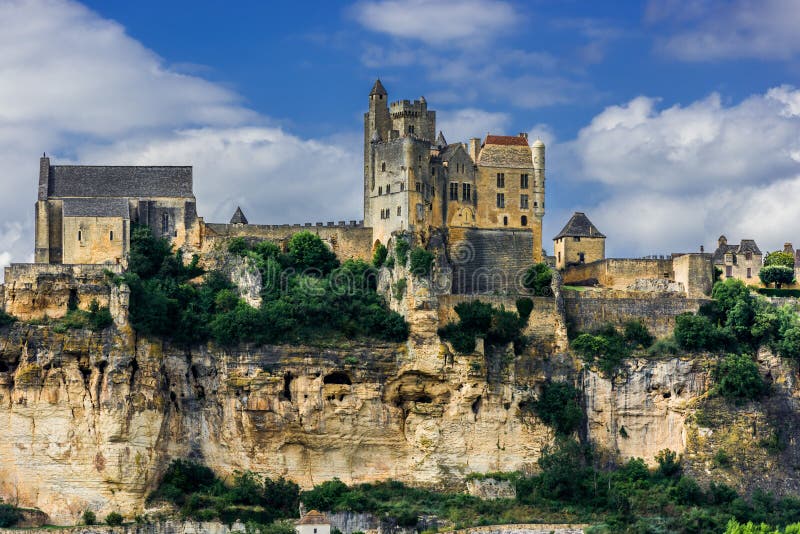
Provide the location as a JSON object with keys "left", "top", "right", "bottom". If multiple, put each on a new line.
{"left": 0, "top": 323, "right": 565, "bottom": 524}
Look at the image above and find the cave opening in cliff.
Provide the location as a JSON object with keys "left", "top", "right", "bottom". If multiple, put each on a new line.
{"left": 323, "top": 371, "right": 351, "bottom": 385}
{"left": 283, "top": 372, "right": 293, "bottom": 401}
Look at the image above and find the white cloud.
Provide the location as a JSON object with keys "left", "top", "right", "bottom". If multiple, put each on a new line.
{"left": 0, "top": 0, "right": 361, "bottom": 275}
{"left": 351, "top": 0, "right": 517, "bottom": 46}
{"left": 563, "top": 86, "right": 800, "bottom": 257}
{"left": 437, "top": 108, "right": 510, "bottom": 142}
{"left": 648, "top": 0, "right": 800, "bottom": 61}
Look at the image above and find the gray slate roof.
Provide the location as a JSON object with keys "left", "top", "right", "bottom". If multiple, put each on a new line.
{"left": 554, "top": 212, "right": 606, "bottom": 240}
{"left": 62, "top": 197, "right": 130, "bottom": 218}
{"left": 48, "top": 166, "right": 193, "bottom": 198}
{"left": 712, "top": 238, "right": 762, "bottom": 264}
{"left": 370, "top": 79, "right": 387, "bottom": 96}
{"left": 230, "top": 206, "right": 248, "bottom": 224}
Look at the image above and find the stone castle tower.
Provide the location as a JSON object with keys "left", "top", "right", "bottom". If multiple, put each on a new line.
{"left": 363, "top": 80, "right": 545, "bottom": 262}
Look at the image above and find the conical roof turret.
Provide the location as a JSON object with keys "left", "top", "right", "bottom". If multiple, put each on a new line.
{"left": 230, "top": 206, "right": 248, "bottom": 225}
{"left": 369, "top": 79, "right": 387, "bottom": 96}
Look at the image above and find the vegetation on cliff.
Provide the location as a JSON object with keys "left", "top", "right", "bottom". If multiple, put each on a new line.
{"left": 123, "top": 228, "right": 407, "bottom": 345}
{"left": 571, "top": 321, "right": 654, "bottom": 376}
{"left": 523, "top": 263, "right": 553, "bottom": 296}
{"left": 437, "top": 300, "right": 525, "bottom": 354}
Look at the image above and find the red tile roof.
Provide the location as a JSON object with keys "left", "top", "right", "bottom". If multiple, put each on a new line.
{"left": 297, "top": 510, "right": 330, "bottom": 525}
{"left": 483, "top": 135, "right": 529, "bottom": 147}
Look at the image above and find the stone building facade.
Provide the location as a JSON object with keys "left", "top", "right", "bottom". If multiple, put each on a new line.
{"left": 35, "top": 157, "right": 201, "bottom": 265}
{"left": 553, "top": 212, "right": 606, "bottom": 270}
{"left": 712, "top": 235, "right": 762, "bottom": 284}
{"left": 363, "top": 80, "right": 546, "bottom": 262}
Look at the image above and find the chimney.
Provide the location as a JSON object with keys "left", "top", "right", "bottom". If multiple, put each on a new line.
{"left": 469, "top": 138, "right": 481, "bottom": 163}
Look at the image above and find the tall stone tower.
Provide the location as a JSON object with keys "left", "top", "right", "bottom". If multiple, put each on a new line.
{"left": 364, "top": 80, "right": 391, "bottom": 229}
{"left": 532, "top": 139, "right": 546, "bottom": 262}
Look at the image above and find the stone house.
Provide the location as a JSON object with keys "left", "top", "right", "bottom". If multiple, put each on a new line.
{"left": 712, "top": 236, "right": 762, "bottom": 284}
{"left": 296, "top": 510, "right": 330, "bottom": 534}
{"left": 553, "top": 212, "right": 606, "bottom": 270}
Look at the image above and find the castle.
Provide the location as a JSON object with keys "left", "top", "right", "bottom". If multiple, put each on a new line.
{"left": 2, "top": 80, "right": 720, "bottom": 321}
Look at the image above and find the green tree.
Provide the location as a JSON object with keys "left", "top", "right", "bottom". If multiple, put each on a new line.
{"left": 623, "top": 320, "right": 654, "bottom": 348}
{"left": 674, "top": 313, "right": 727, "bottom": 351}
{"left": 372, "top": 243, "right": 388, "bottom": 268}
{"left": 0, "top": 504, "right": 20, "bottom": 528}
{"left": 82, "top": 510, "right": 96, "bottom": 526}
{"left": 764, "top": 251, "right": 795, "bottom": 268}
{"left": 286, "top": 231, "right": 339, "bottom": 275}
{"left": 715, "top": 353, "right": 766, "bottom": 400}
{"left": 409, "top": 247, "right": 434, "bottom": 276}
{"left": 394, "top": 238, "right": 410, "bottom": 265}
{"left": 523, "top": 263, "right": 553, "bottom": 296}
{"left": 760, "top": 265, "right": 795, "bottom": 289}
{"left": 105, "top": 512, "right": 124, "bottom": 526}
{"left": 0, "top": 309, "right": 17, "bottom": 328}
{"left": 532, "top": 381, "right": 583, "bottom": 436}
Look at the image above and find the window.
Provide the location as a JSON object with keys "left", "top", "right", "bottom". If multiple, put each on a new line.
{"left": 534, "top": 201, "right": 538, "bottom": 207}
{"left": 431, "top": 167, "right": 435, "bottom": 176}
{"left": 726, "top": 265, "right": 732, "bottom": 277}
{"left": 520, "top": 194, "right": 529, "bottom": 209}
{"left": 496, "top": 193, "right": 505, "bottom": 208}
{"left": 386, "top": 184, "right": 391, "bottom": 194}
{"left": 521, "top": 215, "right": 528, "bottom": 226}
{"left": 747, "top": 267, "right": 752, "bottom": 278}
{"left": 381, "top": 162, "right": 386, "bottom": 172}
{"left": 416, "top": 182, "right": 421, "bottom": 192}
{"left": 573, "top": 236, "right": 581, "bottom": 242}
{"left": 78, "top": 230, "right": 82, "bottom": 241}
{"left": 109, "top": 231, "right": 113, "bottom": 241}
{"left": 161, "top": 213, "right": 169, "bottom": 234}
{"left": 579, "top": 252, "right": 585, "bottom": 263}
{"left": 520, "top": 174, "right": 529, "bottom": 188}
{"left": 431, "top": 186, "right": 435, "bottom": 197}
{"left": 496, "top": 173, "right": 505, "bottom": 188}
{"left": 397, "top": 206, "right": 401, "bottom": 216}
{"left": 450, "top": 182, "right": 459, "bottom": 200}
{"left": 558, "top": 251, "right": 561, "bottom": 263}
{"left": 745, "top": 252, "right": 752, "bottom": 261}
{"left": 462, "top": 183, "right": 471, "bottom": 201}
{"left": 379, "top": 186, "right": 383, "bottom": 195}
{"left": 400, "top": 183, "right": 404, "bottom": 191}
{"left": 503, "top": 216, "right": 508, "bottom": 226}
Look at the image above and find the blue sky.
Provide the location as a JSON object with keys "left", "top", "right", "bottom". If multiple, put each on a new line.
{"left": 1, "top": 0, "right": 800, "bottom": 268}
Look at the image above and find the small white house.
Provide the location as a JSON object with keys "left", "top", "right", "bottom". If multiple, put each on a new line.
{"left": 296, "top": 510, "right": 331, "bottom": 534}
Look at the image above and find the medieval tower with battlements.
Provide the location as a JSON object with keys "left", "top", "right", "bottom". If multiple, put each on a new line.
{"left": 363, "top": 80, "right": 545, "bottom": 263}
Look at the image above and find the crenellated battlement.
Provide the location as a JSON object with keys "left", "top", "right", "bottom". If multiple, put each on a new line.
{"left": 389, "top": 98, "right": 429, "bottom": 116}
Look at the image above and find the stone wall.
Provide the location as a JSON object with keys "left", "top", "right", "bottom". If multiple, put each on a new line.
{"left": 202, "top": 222, "right": 374, "bottom": 263}
{"left": 2, "top": 264, "right": 123, "bottom": 320}
{"left": 0, "top": 520, "right": 241, "bottom": 534}
{"left": 437, "top": 524, "right": 586, "bottom": 534}
{"left": 562, "top": 290, "right": 709, "bottom": 337}
{"left": 448, "top": 227, "right": 533, "bottom": 294}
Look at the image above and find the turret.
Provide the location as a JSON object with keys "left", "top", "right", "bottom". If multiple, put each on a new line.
{"left": 364, "top": 79, "right": 391, "bottom": 223}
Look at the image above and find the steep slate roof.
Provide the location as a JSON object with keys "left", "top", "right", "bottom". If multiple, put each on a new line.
{"left": 440, "top": 142, "right": 467, "bottom": 161}
{"left": 230, "top": 206, "right": 248, "bottom": 225}
{"left": 48, "top": 166, "right": 193, "bottom": 198}
{"left": 369, "top": 79, "right": 387, "bottom": 96}
{"left": 712, "top": 238, "right": 762, "bottom": 264}
{"left": 62, "top": 197, "right": 130, "bottom": 218}
{"left": 296, "top": 510, "right": 330, "bottom": 525}
{"left": 435, "top": 131, "right": 447, "bottom": 147}
{"left": 477, "top": 134, "right": 533, "bottom": 168}
{"left": 554, "top": 212, "right": 606, "bottom": 240}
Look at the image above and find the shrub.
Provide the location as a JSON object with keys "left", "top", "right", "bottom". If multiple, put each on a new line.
{"left": 454, "top": 301, "right": 494, "bottom": 335}
{"left": 670, "top": 476, "right": 703, "bottom": 505}
{"left": 674, "top": 313, "right": 728, "bottom": 351}
{"left": 83, "top": 509, "right": 97, "bottom": 526}
{"left": 757, "top": 288, "right": 800, "bottom": 298}
{"left": 105, "top": 512, "right": 124, "bottom": 526}
{"left": 515, "top": 297, "right": 533, "bottom": 321}
{"left": 647, "top": 337, "right": 680, "bottom": 357}
{"left": 87, "top": 299, "right": 113, "bottom": 330}
{"left": 571, "top": 327, "right": 629, "bottom": 376}
{"left": 623, "top": 320, "right": 654, "bottom": 348}
{"left": 713, "top": 448, "right": 732, "bottom": 468}
{"left": 535, "top": 438, "right": 592, "bottom": 502}
{"left": 409, "top": 248, "right": 434, "bottom": 277}
{"left": 372, "top": 243, "right": 388, "bottom": 268}
{"left": 0, "top": 504, "right": 20, "bottom": 528}
{"left": 487, "top": 308, "right": 522, "bottom": 345}
{"left": 715, "top": 353, "right": 766, "bottom": 400}
{"left": 655, "top": 449, "right": 681, "bottom": 479}
{"left": 532, "top": 381, "right": 583, "bottom": 435}
{"left": 394, "top": 238, "right": 410, "bottom": 265}
{"left": 708, "top": 482, "right": 738, "bottom": 505}
{"left": 439, "top": 322, "right": 477, "bottom": 354}
{"left": 228, "top": 237, "right": 249, "bottom": 255}
{"left": 393, "top": 278, "right": 407, "bottom": 301}
{"left": 778, "top": 327, "right": 800, "bottom": 360}
{"left": 287, "top": 231, "right": 339, "bottom": 275}
{"left": 760, "top": 265, "right": 795, "bottom": 289}
{"left": 523, "top": 263, "right": 552, "bottom": 296}
{"left": 0, "top": 309, "right": 15, "bottom": 328}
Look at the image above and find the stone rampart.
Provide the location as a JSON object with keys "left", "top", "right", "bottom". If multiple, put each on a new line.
{"left": 563, "top": 290, "right": 709, "bottom": 337}
{"left": 448, "top": 227, "right": 533, "bottom": 294}
{"left": 0, "top": 520, "right": 241, "bottom": 534}
{"left": 203, "top": 222, "right": 373, "bottom": 262}
{"left": 437, "top": 524, "right": 586, "bottom": 534}
{"left": 2, "top": 263, "right": 122, "bottom": 320}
